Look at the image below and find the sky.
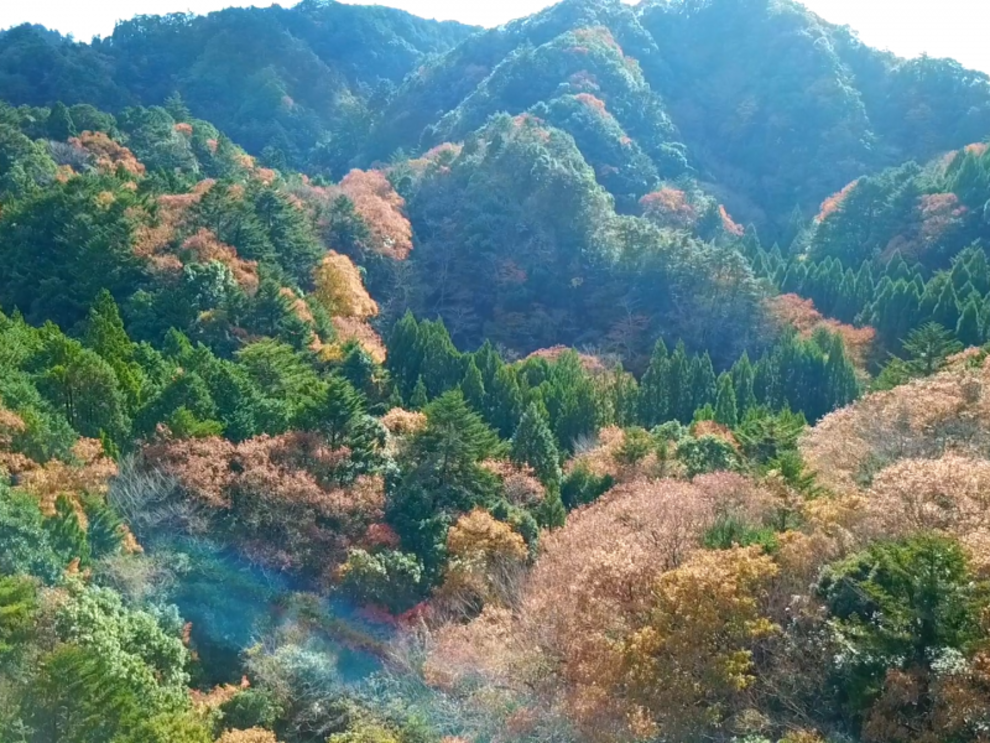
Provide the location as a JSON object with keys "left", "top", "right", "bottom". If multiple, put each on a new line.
{"left": 0, "top": 0, "right": 988, "bottom": 74}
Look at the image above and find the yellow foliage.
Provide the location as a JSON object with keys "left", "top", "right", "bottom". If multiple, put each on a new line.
{"left": 313, "top": 251, "right": 379, "bottom": 319}
{"left": 216, "top": 729, "right": 280, "bottom": 743}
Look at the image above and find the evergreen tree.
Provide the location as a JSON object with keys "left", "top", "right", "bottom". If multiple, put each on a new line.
{"left": 409, "top": 376, "right": 428, "bottom": 410}
{"left": 667, "top": 342, "right": 690, "bottom": 423}
{"left": 296, "top": 375, "right": 364, "bottom": 449}
{"left": 510, "top": 403, "right": 562, "bottom": 491}
{"left": 487, "top": 364, "right": 523, "bottom": 439}
{"left": 691, "top": 352, "right": 718, "bottom": 413}
{"left": 639, "top": 338, "right": 669, "bottom": 427}
{"left": 44, "top": 495, "right": 91, "bottom": 568}
{"left": 956, "top": 297, "right": 984, "bottom": 347}
{"left": 46, "top": 101, "right": 77, "bottom": 141}
{"left": 714, "top": 373, "right": 738, "bottom": 427}
{"left": 460, "top": 358, "right": 486, "bottom": 413}
{"left": 731, "top": 352, "right": 757, "bottom": 414}
{"left": 901, "top": 323, "right": 964, "bottom": 376}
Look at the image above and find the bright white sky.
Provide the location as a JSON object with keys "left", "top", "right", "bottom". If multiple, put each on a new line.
{"left": 1, "top": 0, "right": 988, "bottom": 74}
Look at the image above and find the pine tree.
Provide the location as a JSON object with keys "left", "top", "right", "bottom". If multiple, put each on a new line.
{"left": 511, "top": 403, "right": 562, "bottom": 491}
{"left": 956, "top": 297, "right": 984, "bottom": 347}
{"left": 714, "top": 373, "right": 738, "bottom": 427}
{"left": 297, "top": 375, "right": 364, "bottom": 448}
{"left": 667, "top": 342, "right": 690, "bottom": 423}
{"left": 824, "top": 335, "right": 860, "bottom": 413}
{"left": 460, "top": 358, "right": 486, "bottom": 413}
{"left": 932, "top": 281, "right": 961, "bottom": 332}
{"left": 387, "top": 311, "right": 422, "bottom": 400}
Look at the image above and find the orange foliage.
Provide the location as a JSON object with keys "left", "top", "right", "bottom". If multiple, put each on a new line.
{"left": 19, "top": 438, "right": 118, "bottom": 519}
{"left": 767, "top": 294, "right": 875, "bottom": 366}
{"left": 279, "top": 287, "right": 315, "bottom": 326}
{"left": 574, "top": 92, "right": 608, "bottom": 115}
{"left": 312, "top": 251, "right": 378, "bottom": 319}
{"left": 965, "top": 142, "right": 989, "bottom": 157}
{"left": 339, "top": 169, "right": 413, "bottom": 260}
{"left": 816, "top": 179, "right": 859, "bottom": 222}
{"left": 180, "top": 228, "right": 260, "bottom": 294}
{"left": 719, "top": 204, "right": 745, "bottom": 236}
{"left": 174, "top": 122, "right": 193, "bottom": 136}
{"left": 70, "top": 131, "right": 145, "bottom": 176}
{"left": 639, "top": 187, "right": 698, "bottom": 229}
{"left": 572, "top": 26, "right": 623, "bottom": 55}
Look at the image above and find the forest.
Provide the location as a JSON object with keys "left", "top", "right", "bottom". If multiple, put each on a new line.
{"left": 0, "top": 0, "right": 990, "bottom": 741}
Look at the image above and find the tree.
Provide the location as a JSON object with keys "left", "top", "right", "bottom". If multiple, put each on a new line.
{"left": 296, "top": 376, "right": 364, "bottom": 449}
{"left": 46, "top": 101, "right": 77, "bottom": 141}
{"left": 901, "top": 322, "right": 963, "bottom": 376}
{"left": 818, "top": 535, "right": 985, "bottom": 728}
{"left": 460, "top": 358, "right": 486, "bottom": 413}
{"left": 956, "top": 297, "right": 984, "bottom": 347}
{"left": 510, "top": 403, "right": 562, "bottom": 491}
{"left": 714, "top": 373, "right": 738, "bottom": 427}
{"left": 639, "top": 339, "right": 669, "bottom": 427}
{"left": 677, "top": 434, "right": 739, "bottom": 478}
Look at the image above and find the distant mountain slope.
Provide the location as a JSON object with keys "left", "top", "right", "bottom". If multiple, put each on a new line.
{"left": 0, "top": 0, "right": 988, "bottom": 236}
{"left": 0, "top": 0, "right": 477, "bottom": 173}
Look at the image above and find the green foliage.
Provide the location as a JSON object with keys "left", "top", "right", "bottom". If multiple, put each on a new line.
{"left": 0, "top": 575, "right": 37, "bottom": 659}
{"left": 676, "top": 434, "right": 740, "bottom": 478}
{"left": 218, "top": 689, "right": 283, "bottom": 732}
{"left": 818, "top": 535, "right": 986, "bottom": 723}
{"left": 338, "top": 549, "right": 426, "bottom": 615}
{"left": 510, "top": 403, "right": 562, "bottom": 490}
{"left": 0, "top": 485, "right": 64, "bottom": 583}
{"left": 561, "top": 463, "right": 615, "bottom": 510}
{"left": 702, "top": 514, "right": 779, "bottom": 554}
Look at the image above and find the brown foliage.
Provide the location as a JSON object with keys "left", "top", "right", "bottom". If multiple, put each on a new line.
{"left": 380, "top": 408, "right": 427, "bottom": 437}
{"left": 339, "top": 169, "right": 413, "bottom": 260}
{"left": 329, "top": 317, "right": 387, "bottom": 364}
{"left": 801, "top": 360, "right": 990, "bottom": 494}
{"left": 427, "top": 476, "right": 782, "bottom": 741}
{"left": 19, "top": 438, "right": 118, "bottom": 519}
{"left": 142, "top": 433, "right": 384, "bottom": 579}
{"left": 482, "top": 460, "right": 546, "bottom": 508}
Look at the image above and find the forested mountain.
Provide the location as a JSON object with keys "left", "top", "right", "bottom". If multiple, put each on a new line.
{"left": 1, "top": 0, "right": 990, "bottom": 742}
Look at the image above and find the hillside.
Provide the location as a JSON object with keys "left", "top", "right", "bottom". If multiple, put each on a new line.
{"left": 0, "top": 0, "right": 989, "bottom": 742}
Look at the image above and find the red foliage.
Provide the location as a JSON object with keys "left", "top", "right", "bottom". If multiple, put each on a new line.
{"left": 181, "top": 228, "right": 260, "bottom": 294}
{"left": 919, "top": 193, "right": 967, "bottom": 246}
{"left": 174, "top": 122, "right": 193, "bottom": 136}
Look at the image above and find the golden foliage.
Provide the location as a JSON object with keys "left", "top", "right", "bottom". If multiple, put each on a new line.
{"left": 439, "top": 509, "right": 529, "bottom": 614}
{"left": 339, "top": 169, "right": 413, "bottom": 261}
{"left": 19, "top": 438, "right": 118, "bottom": 519}
{"left": 313, "top": 251, "right": 378, "bottom": 319}
{"left": 616, "top": 547, "right": 779, "bottom": 741}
